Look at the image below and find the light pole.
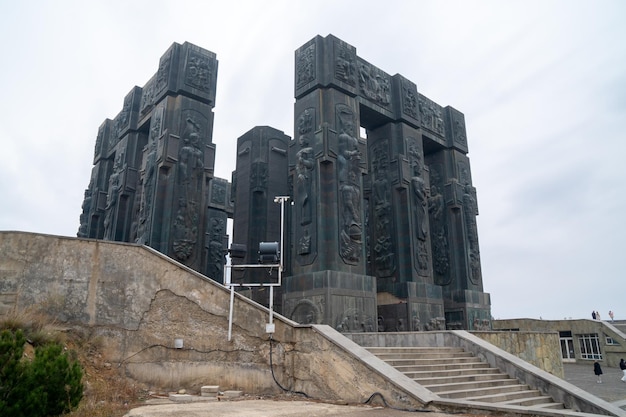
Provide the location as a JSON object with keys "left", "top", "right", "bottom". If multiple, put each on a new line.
{"left": 225, "top": 196, "right": 289, "bottom": 341}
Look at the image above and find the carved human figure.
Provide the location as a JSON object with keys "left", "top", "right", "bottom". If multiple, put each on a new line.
{"left": 179, "top": 117, "right": 204, "bottom": 198}
{"left": 295, "top": 134, "right": 314, "bottom": 225}
{"left": 411, "top": 164, "right": 428, "bottom": 241}
{"left": 337, "top": 115, "right": 360, "bottom": 184}
{"left": 103, "top": 154, "right": 123, "bottom": 240}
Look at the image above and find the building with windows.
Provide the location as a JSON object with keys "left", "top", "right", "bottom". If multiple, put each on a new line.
{"left": 493, "top": 318, "right": 626, "bottom": 368}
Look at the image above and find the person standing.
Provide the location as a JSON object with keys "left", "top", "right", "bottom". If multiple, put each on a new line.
{"left": 620, "top": 359, "right": 626, "bottom": 382}
{"left": 609, "top": 310, "right": 615, "bottom": 322}
{"left": 594, "top": 361, "right": 603, "bottom": 383}
{"left": 592, "top": 311, "right": 597, "bottom": 320}
{"left": 596, "top": 311, "right": 601, "bottom": 320}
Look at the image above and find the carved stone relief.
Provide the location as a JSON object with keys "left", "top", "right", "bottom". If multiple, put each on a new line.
{"left": 172, "top": 112, "right": 206, "bottom": 261}
{"left": 103, "top": 151, "right": 125, "bottom": 240}
{"left": 156, "top": 49, "right": 172, "bottom": 93}
{"left": 334, "top": 41, "right": 356, "bottom": 87}
{"left": 451, "top": 112, "right": 467, "bottom": 147}
{"left": 336, "top": 105, "right": 362, "bottom": 264}
{"left": 418, "top": 95, "right": 444, "bottom": 136}
{"left": 401, "top": 79, "right": 418, "bottom": 119}
{"left": 184, "top": 50, "right": 213, "bottom": 93}
{"left": 296, "top": 43, "right": 316, "bottom": 89}
{"left": 428, "top": 164, "right": 449, "bottom": 282}
{"left": 335, "top": 307, "right": 375, "bottom": 333}
{"left": 136, "top": 108, "right": 162, "bottom": 245}
{"left": 206, "top": 216, "right": 226, "bottom": 282}
{"left": 407, "top": 137, "right": 429, "bottom": 276}
{"left": 357, "top": 60, "right": 390, "bottom": 106}
{"left": 370, "top": 139, "right": 395, "bottom": 277}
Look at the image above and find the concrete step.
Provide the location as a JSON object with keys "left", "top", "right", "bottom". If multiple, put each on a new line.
{"left": 368, "top": 346, "right": 565, "bottom": 410}
{"left": 403, "top": 366, "right": 500, "bottom": 378}
{"left": 425, "top": 378, "right": 522, "bottom": 394}
{"left": 393, "top": 362, "right": 490, "bottom": 373}
{"left": 414, "top": 371, "right": 510, "bottom": 385}
{"left": 367, "top": 347, "right": 465, "bottom": 354}
{"left": 463, "top": 388, "right": 547, "bottom": 403}
{"left": 500, "top": 395, "right": 565, "bottom": 408}
{"left": 383, "top": 356, "right": 480, "bottom": 366}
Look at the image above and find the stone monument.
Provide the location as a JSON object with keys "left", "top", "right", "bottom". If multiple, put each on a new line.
{"left": 78, "top": 42, "right": 231, "bottom": 280}
{"left": 79, "top": 36, "right": 491, "bottom": 331}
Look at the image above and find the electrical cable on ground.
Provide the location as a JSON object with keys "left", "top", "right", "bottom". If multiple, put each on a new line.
{"left": 268, "top": 335, "right": 310, "bottom": 398}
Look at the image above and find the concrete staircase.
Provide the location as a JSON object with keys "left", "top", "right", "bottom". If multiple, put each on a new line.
{"left": 367, "top": 346, "right": 565, "bottom": 409}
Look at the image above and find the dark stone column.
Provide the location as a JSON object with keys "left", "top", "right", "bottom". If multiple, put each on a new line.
{"left": 284, "top": 35, "right": 377, "bottom": 331}
{"left": 231, "top": 126, "right": 290, "bottom": 313}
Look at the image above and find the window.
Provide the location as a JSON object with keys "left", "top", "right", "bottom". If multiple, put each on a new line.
{"left": 606, "top": 336, "right": 618, "bottom": 345}
{"left": 578, "top": 334, "right": 602, "bottom": 360}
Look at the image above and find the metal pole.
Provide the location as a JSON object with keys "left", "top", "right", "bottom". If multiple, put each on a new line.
{"left": 228, "top": 284, "right": 234, "bottom": 341}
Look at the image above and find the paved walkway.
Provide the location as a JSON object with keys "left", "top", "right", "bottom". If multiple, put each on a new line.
{"left": 563, "top": 362, "right": 626, "bottom": 408}
{"left": 124, "top": 363, "right": 626, "bottom": 417}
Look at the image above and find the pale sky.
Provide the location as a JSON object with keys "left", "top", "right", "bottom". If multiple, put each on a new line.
{"left": 1, "top": 0, "right": 624, "bottom": 321}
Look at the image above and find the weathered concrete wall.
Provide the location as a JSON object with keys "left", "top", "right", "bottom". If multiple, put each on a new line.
{"left": 494, "top": 318, "right": 626, "bottom": 368}
{"left": 0, "top": 231, "right": 431, "bottom": 409}
{"left": 472, "top": 331, "right": 564, "bottom": 378}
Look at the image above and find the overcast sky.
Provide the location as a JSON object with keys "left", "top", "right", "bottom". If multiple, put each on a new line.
{"left": 1, "top": 0, "right": 624, "bottom": 321}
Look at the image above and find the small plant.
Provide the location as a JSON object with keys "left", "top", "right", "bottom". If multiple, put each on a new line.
{"left": 0, "top": 329, "right": 83, "bottom": 417}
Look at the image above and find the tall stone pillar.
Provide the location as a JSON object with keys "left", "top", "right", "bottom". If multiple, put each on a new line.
{"left": 283, "top": 35, "right": 378, "bottom": 331}
{"left": 366, "top": 120, "right": 445, "bottom": 332}
{"left": 424, "top": 103, "right": 491, "bottom": 330}
{"left": 231, "top": 126, "right": 290, "bottom": 312}
{"left": 80, "top": 42, "right": 219, "bottom": 277}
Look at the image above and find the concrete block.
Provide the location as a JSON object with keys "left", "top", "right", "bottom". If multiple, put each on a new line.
{"left": 223, "top": 390, "right": 243, "bottom": 398}
{"left": 201, "top": 385, "right": 220, "bottom": 397}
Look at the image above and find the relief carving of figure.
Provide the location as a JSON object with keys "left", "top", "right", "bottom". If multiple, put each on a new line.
{"left": 172, "top": 116, "right": 204, "bottom": 261}
{"left": 296, "top": 133, "right": 314, "bottom": 225}
{"left": 103, "top": 153, "right": 124, "bottom": 240}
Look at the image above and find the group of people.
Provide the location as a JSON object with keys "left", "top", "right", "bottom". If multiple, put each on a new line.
{"left": 591, "top": 310, "right": 615, "bottom": 321}
{"left": 593, "top": 358, "right": 626, "bottom": 383}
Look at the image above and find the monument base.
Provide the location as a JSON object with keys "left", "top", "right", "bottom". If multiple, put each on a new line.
{"left": 443, "top": 289, "right": 492, "bottom": 330}
{"left": 376, "top": 282, "right": 445, "bottom": 332}
{"left": 283, "top": 270, "right": 377, "bottom": 332}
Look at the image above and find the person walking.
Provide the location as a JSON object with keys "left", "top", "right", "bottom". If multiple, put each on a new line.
{"left": 594, "top": 361, "right": 603, "bottom": 383}
{"left": 620, "top": 358, "right": 626, "bottom": 382}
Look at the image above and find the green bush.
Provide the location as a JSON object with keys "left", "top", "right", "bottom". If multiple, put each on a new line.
{"left": 0, "top": 329, "right": 83, "bottom": 417}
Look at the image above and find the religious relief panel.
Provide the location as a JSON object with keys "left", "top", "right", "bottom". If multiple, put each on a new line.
{"left": 462, "top": 181, "right": 481, "bottom": 285}
{"left": 370, "top": 139, "right": 395, "bottom": 277}
{"left": 184, "top": 49, "right": 214, "bottom": 94}
{"left": 450, "top": 110, "right": 467, "bottom": 147}
{"left": 140, "top": 76, "right": 155, "bottom": 116}
{"left": 172, "top": 111, "right": 207, "bottom": 261}
{"left": 135, "top": 106, "right": 163, "bottom": 245}
{"left": 103, "top": 151, "right": 125, "bottom": 240}
{"left": 357, "top": 59, "right": 391, "bottom": 107}
{"left": 77, "top": 179, "right": 94, "bottom": 238}
{"left": 401, "top": 78, "right": 419, "bottom": 120}
{"left": 407, "top": 138, "right": 429, "bottom": 276}
{"left": 334, "top": 41, "right": 357, "bottom": 87}
{"left": 113, "top": 94, "right": 132, "bottom": 141}
{"left": 335, "top": 306, "right": 375, "bottom": 333}
{"left": 336, "top": 105, "right": 362, "bottom": 264}
{"left": 289, "top": 299, "right": 322, "bottom": 324}
{"left": 205, "top": 215, "right": 226, "bottom": 283}
{"left": 156, "top": 48, "right": 172, "bottom": 94}
{"left": 418, "top": 94, "right": 444, "bottom": 136}
{"left": 427, "top": 164, "right": 449, "bottom": 282}
{"left": 296, "top": 43, "right": 316, "bottom": 89}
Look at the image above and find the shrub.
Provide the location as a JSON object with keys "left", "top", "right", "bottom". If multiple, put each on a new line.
{"left": 0, "top": 329, "right": 83, "bottom": 417}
